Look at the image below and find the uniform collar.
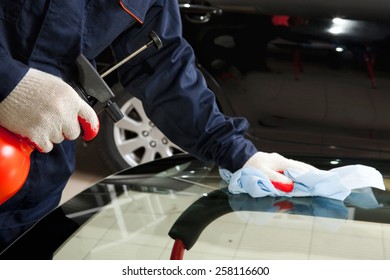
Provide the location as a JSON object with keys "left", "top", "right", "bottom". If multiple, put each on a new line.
{"left": 118, "top": 0, "right": 152, "bottom": 24}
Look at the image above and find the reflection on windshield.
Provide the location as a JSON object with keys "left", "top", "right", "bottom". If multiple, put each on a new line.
{"left": 1, "top": 156, "right": 389, "bottom": 258}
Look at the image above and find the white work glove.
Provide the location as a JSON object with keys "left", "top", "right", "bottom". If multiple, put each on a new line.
{"left": 244, "top": 152, "right": 316, "bottom": 192}
{"left": 0, "top": 68, "right": 99, "bottom": 152}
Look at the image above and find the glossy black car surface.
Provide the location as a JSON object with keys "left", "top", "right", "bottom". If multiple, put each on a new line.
{"left": 89, "top": 0, "right": 390, "bottom": 176}
{"left": 1, "top": 154, "right": 390, "bottom": 259}
{"left": 180, "top": 1, "right": 390, "bottom": 166}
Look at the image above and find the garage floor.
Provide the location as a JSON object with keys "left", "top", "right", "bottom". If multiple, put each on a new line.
{"left": 60, "top": 139, "right": 114, "bottom": 205}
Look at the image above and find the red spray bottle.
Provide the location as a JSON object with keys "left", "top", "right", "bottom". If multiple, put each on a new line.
{"left": 0, "top": 126, "right": 33, "bottom": 205}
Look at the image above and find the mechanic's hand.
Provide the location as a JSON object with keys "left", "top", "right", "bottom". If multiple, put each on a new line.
{"left": 0, "top": 68, "right": 99, "bottom": 152}
{"left": 244, "top": 152, "right": 316, "bottom": 192}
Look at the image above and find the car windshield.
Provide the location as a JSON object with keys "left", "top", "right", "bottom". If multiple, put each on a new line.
{"left": 1, "top": 154, "right": 390, "bottom": 260}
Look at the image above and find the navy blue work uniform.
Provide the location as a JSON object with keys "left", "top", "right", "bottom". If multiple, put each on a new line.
{"left": 0, "top": 1, "right": 257, "bottom": 216}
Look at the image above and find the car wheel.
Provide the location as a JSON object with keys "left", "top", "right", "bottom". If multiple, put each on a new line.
{"left": 94, "top": 84, "right": 185, "bottom": 173}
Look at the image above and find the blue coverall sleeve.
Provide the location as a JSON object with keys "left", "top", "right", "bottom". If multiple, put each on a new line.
{"left": 111, "top": 0, "right": 257, "bottom": 172}
{"left": 0, "top": 45, "right": 29, "bottom": 102}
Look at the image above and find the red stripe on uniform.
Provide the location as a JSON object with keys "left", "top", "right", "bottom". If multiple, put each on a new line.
{"left": 119, "top": 1, "right": 143, "bottom": 24}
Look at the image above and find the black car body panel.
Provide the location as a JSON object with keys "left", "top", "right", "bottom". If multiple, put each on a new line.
{"left": 179, "top": 0, "right": 390, "bottom": 174}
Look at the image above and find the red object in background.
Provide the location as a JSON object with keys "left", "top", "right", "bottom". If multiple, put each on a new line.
{"left": 272, "top": 15, "right": 309, "bottom": 27}
{"left": 0, "top": 126, "right": 33, "bottom": 205}
{"left": 272, "top": 15, "right": 290, "bottom": 27}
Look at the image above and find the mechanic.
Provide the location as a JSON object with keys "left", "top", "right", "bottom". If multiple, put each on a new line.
{"left": 0, "top": 0, "right": 313, "bottom": 212}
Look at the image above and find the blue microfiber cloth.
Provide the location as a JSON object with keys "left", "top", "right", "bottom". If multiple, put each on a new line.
{"left": 219, "top": 164, "right": 385, "bottom": 201}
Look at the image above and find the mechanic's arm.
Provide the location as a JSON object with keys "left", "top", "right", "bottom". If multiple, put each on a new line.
{"left": 0, "top": 47, "right": 99, "bottom": 153}
{"left": 111, "top": 1, "right": 314, "bottom": 189}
